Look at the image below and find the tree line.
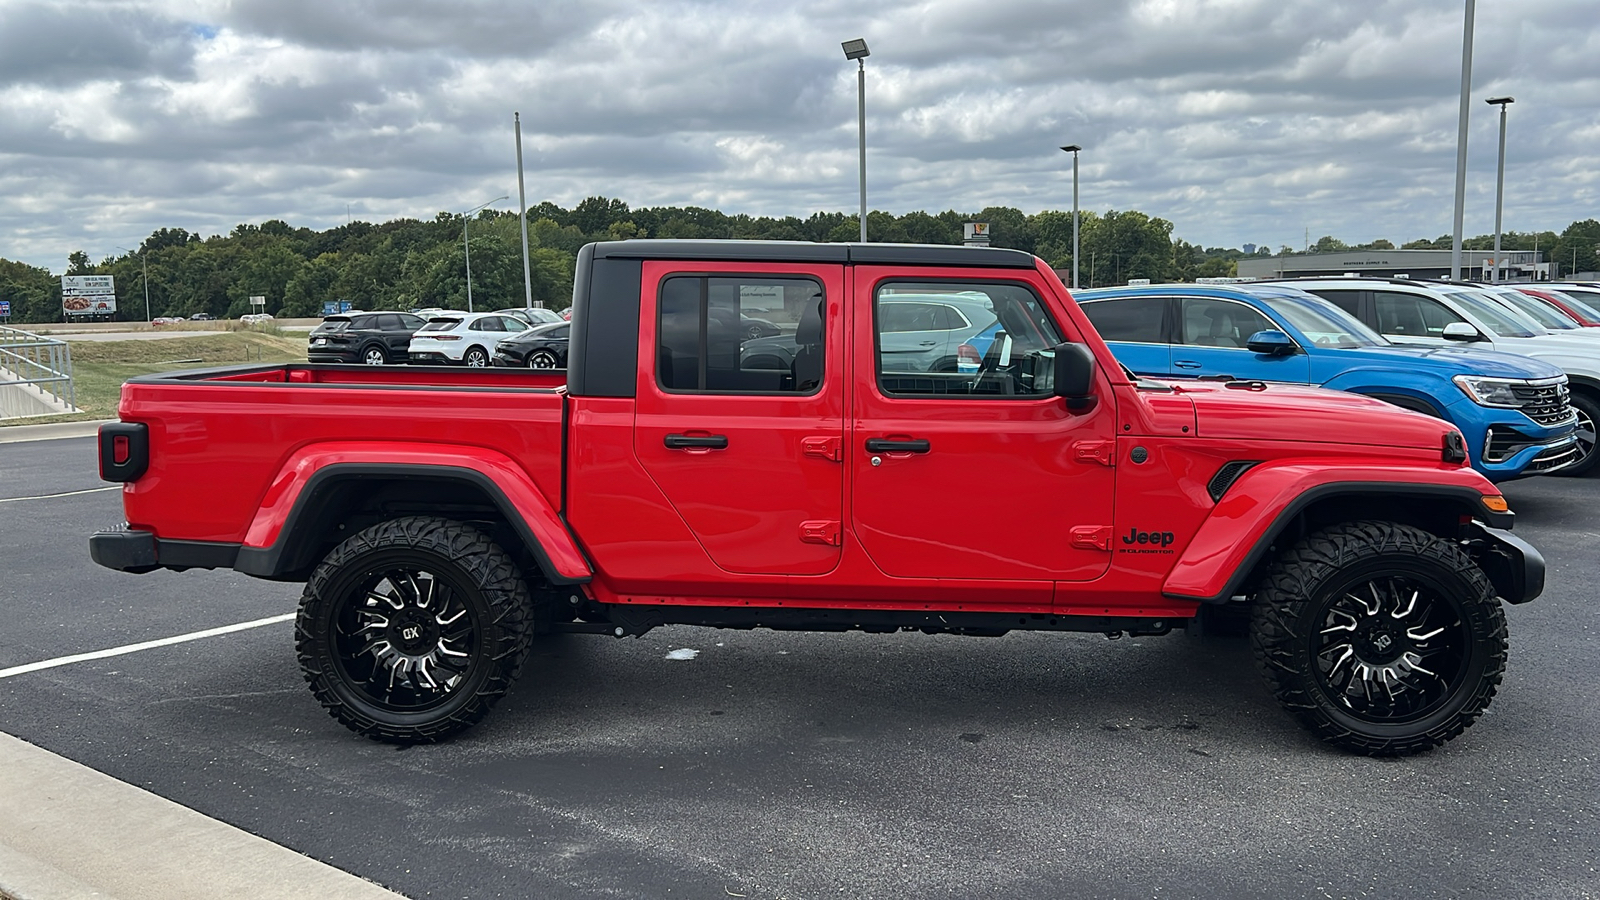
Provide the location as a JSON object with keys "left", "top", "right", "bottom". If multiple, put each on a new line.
{"left": 1, "top": 198, "right": 1597, "bottom": 324}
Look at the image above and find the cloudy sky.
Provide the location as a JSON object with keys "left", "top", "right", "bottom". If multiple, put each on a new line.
{"left": 1, "top": 0, "right": 1596, "bottom": 271}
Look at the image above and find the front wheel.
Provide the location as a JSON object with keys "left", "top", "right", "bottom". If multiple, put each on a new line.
{"left": 463, "top": 346, "right": 490, "bottom": 367}
{"left": 1250, "top": 521, "right": 1506, "bottom": 756}
{"left": 296, "top": 516, "right": 533, "bottom": 743}
{"left": 1553, "top": 391, "right": 1599, "bottom": 477}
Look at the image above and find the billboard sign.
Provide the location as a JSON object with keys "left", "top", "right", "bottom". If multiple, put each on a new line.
{"left": 963, "top": 222, "right": 991, "bottom": 246}
{"left": 0, "top": 300, "right": 10, "bottom": 317}
{"left": 62, "top": 275, "right": 116, "bottom": 315}
{"left": 320, "top": 300, "right": 355, "bottom": 316}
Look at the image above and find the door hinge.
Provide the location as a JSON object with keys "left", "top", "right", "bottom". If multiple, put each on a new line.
{"left": 802, "top": 436, "right": 842, "bottom": 462}
{"left": 799, "top": 519, "right": 843, "bottom": 546}
{"left": 1069, "top": 525, "right": 1113, "bottom": 551}
{"left": 1073, "top": 440, "right": 1115, "bottom": 467}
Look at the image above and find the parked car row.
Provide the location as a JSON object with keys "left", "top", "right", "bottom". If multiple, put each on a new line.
{"left": 1071, "top": 277, "right": 1600, "bottom": 481}
{"left": 306, "top": 306, "right": 570, "bottom": 367}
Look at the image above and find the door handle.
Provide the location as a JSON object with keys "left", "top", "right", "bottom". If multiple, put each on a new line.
{"left": 1173, "top": 360, "right": 1202, "bottom": 369}
{"left": 664, "top": 434, "right": 729, "bottom": 450}
{"left": 918, "top": 341, "right": 937, "bottom": 347}
{"left": 865, "top": 438, "right": 930, "bottom": 454}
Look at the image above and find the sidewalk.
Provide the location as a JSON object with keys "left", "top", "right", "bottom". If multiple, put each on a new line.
{"left": 0, "top": 421, "right": 108, "bottom": 443}
{"left": 0, "top": 732, "right": 407, "bottom": 900}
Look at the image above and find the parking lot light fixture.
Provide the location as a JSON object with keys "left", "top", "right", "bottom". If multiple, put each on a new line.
{"left": 1487, "top": 96, "right": 1514, "bottom": 283}
{"left": 461, "top": 195, "right": 508, "bottom": 313}
{"left": 842, "top": 38, "right": 870, "bottom": 243}
{"left": 115, "top": 246, "right": 151, "bottom": 322}
{"left": 1060, "top": 145, "right": 1081, "bottom": 289}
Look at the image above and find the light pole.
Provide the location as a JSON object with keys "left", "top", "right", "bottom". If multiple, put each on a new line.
{"left": 514, "top": 112, "right": 534, "bottom": 308}
{"left": 115, "top": 246, "right": 150, "bottom": 322}
{"left": 461, "top": 195, "right": 507, "bottom": 313}
{"left": 1060, "top": 145, "right": 1081, "bottom": 289}
{"left": 1450, "top": 0, "right": 1477, "bottom": 281}
{"left": 1486, "top": 96, "right": 1514, "bottom": 283}
{"left": 842, "top": 38, "right": 870, "bottom": 243}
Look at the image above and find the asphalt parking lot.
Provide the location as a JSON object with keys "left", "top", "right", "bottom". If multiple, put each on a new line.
{"left": 1, "top": 434, "right": 1596, "bottom": 899}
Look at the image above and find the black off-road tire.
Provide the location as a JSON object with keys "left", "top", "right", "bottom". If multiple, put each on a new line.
{"left": 1553, "top": 390, "right": 1599, "bottom": 477}
{"left": 1250, "top": 520, "right": 1507, "bottom": 756}
{"left": 296, "top": 516, "right": 533, "bottom": 743}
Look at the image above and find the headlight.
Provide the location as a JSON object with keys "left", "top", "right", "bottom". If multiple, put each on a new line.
{"left": 1453, "top": 375, "right": 1523, "bottom": 407}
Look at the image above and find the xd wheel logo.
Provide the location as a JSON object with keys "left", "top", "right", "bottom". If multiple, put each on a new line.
{"left": 402, "top": 626, "right": 421, "bottom": 641}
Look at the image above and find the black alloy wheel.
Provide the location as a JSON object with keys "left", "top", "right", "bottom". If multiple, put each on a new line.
{"left": 1554, "top": 391, "right": 1599, "bottom": 477}
{"left": 296, "top": 516, "right": 532, "bottom": 743}
{"left": 363, "top": 346, "right": 387, "bottom": 365}
{"left": 1251, "top": 521, "right": 1506, "bottom": 756}
{"left": 464, "top": 346, "right": 490, "bottom": 367}
{"left": 529, "top": 349, "right": 561, "bottom": 369}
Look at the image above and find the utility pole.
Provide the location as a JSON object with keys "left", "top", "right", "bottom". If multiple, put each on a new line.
{"left": 842, "top": 39, "right": 871, "bottom": 243}
{"left": 1487, "top": 97, "right": 1513, "bottom": 283}
{"left": 1060, "top": 145, "right": 1081, "bottom": 289}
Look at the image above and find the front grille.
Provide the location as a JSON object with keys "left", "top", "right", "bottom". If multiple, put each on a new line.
{"left": 1485, "top": 426, "right": 1577, "bottom": 464}
{"left": 1512, "top": 381, "right": 1576, "bottom": 426}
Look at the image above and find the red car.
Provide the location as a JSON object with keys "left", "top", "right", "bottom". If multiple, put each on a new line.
{"left": 1518, "top": 286, "right": 1600, "bottom": 326}
{"left": 90, "top": 241, "right": 1542, "bottom": 756}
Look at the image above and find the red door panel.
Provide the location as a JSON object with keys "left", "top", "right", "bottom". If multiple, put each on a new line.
{"left": 633, "top": 261, "right": 847, "bottom": 576}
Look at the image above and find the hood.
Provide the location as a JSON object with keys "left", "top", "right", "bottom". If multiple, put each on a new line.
{"left": 1173, "top": 381, "right": 1456, "bottom": 450}
{"left": 1353, "top": 344, "right": 1566, "bottom": 380}
{"left": 1490, "top": 332, "right": 1600, "bottom": 370}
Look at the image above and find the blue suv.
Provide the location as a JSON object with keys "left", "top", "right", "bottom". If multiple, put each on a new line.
{"left": 1071, "top": 283, "right": 1579, "bottom": 481}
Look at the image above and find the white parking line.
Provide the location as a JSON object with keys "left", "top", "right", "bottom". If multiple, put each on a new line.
{"left": 0, "top": 613, "right": 296, "bottom": 680}
{"left": 0, "top": 486, "right": 119, "bottom": 504}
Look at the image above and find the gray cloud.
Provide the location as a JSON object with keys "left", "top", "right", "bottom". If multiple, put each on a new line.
{"left": 0, "top": 0, "right": 1596, "bottom": 269}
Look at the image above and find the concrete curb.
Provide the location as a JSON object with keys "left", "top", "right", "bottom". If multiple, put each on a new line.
{"left": 0, "top": 421, "right": 111, "bottom": 444}
{"left": 0, "top": 732, "right": 407, "bottom": 900}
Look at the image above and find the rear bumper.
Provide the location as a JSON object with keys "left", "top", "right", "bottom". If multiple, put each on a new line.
{"left": 90, "top": 527, "right": 239, "bottom": 574}
{"left": 408, "top": 351, "right": 458, "bottom": 364}
{"left": 307, "top": 348, "right": 360, "bottom": 363}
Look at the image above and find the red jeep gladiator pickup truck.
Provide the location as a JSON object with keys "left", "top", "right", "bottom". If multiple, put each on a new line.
{"left": 91, "top": 240, "right": 1543, "bottom": 756}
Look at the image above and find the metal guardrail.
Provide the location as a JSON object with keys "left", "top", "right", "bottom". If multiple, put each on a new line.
{"left": 0, "top": 324, "right": 77, "bottom": 418}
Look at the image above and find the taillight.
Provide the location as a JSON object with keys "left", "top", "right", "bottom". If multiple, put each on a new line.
{"left": 958, "top": 343, "right": 982, "bottom": 366}
{"left": 99, "top": 422, "right": 149, "bottom": 482}
{"left": 432, "top": 335, "right": 461, "bottom": 341}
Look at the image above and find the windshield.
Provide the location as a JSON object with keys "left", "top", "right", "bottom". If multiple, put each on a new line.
{"left": 1440, "top": 290, "right": 1540, "bottom": 338}
{"left": 1484, "top": 286, "right": 1578, "bottom": 330}
{"left": 1259, "top": 294, "right": 1384, "bottom": 348}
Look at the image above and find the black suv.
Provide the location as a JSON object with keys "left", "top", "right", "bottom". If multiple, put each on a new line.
{"left": 308, "top": 312, "right": 427, "bottom": 365}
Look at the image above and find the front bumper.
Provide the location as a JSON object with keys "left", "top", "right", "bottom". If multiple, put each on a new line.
{"left": 1462, "top": 522, "right": 1545, "bottom": 604}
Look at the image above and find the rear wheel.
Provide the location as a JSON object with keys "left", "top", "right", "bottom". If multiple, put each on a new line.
{"left": 296, "top": 516, "right": 532, "bottom": 743}
{"left": 529, "top": 349, "right": 560, "bottom": 369}
{"left": 1250, "top": 521, "right": 1506, "bottom": 756}
{"left": 463, "top": 346, "right": 490, "bottom": 367}
{"left": 1553, "top": 390, "right": 1599, "bottom": 477}
{"left": 362, "top": 346, "right": 387, "bottom": 365}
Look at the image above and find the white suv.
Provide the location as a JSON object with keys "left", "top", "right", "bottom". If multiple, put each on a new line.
{"left": 1278, "top": 277, "right": 1600, "bottom": 475}
{"left": 407, "top": 312, "right": 529, "bottom": 367}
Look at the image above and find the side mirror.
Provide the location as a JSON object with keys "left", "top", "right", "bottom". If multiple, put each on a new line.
{"left": 1442, "top": 322, "right": 1482, "bottom": 342}
{"left": 1051, "top": 342, "right": 1097, "bottom": 411}
{"left": 1245, "top": 330, "right": 1297, "bottom": 356}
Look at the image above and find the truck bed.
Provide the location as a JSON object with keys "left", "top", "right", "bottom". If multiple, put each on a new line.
{"left": 116, "top": 363, "right": 569, "bottom": 545}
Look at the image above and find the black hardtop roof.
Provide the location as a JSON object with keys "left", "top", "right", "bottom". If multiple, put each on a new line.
{"left": 586, "top": 239, "right": 1038, "bottom": 269}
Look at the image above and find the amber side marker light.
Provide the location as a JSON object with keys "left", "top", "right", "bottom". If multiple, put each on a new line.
{"left": 1482, "top": 495, "right": 1510, "bottom": 513}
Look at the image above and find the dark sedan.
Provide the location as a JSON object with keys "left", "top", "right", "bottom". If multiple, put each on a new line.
{"left": 493, "top": 321, "right": 569, "bottom": 368}
{"left": 308, "top": 312, "right": 427, "bottom": 365}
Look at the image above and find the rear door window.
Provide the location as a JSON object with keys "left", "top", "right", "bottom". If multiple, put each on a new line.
{"left": 1080, "top": 297, "right": 1166, "bottom": 343}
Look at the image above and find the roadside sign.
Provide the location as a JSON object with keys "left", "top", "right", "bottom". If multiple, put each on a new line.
{"left": 320, "top": 300, "right": 355, "bottom": 316}
{"left": 249, "top": 295, "right": 266, "bottom": 308}
{"left": 62, "top": 275, "right": 116, "bottom": 316}
{"left": 0, "top": 300, "right": 10, "bottom": 317}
